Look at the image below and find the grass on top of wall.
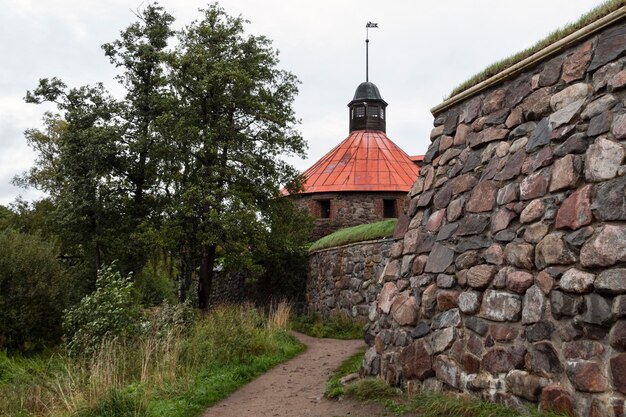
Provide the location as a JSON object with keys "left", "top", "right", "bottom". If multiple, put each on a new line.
{"left": 447, "top": 0, "right": 626, "bottom": 99}
{"left": 308, "top": 219, "right": 397, "bottom": 252}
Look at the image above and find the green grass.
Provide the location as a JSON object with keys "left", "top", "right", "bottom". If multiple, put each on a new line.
{"left": 344, "top": 378, "right": 402, "bottom": 402}
{"left": 324, "top": 351, "right": 568, "bottom": 417}
{"left": 291, "top": 311, "right": 365, "bottom": 340}
{"left": 324, "top": 347, "right": 366, "bottom": 399}
{"left": 408, "top": 390, "right": 567, "bottom": 417}
{"left": 146, "top": 333, "right": 303, "bottom": 417}
{"left": 448, "top": 0, "right": 626, "bottom": 98}
{"left": 334, "top": 377, "right": 568, "bottom": 417}
{"left": 0, "top": 303, "right": 304, "bottom": 417}
{"left": 308, "top": 219, "right": 397, "bottom": 252}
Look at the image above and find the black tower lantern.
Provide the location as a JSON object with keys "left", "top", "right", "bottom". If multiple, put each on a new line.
{"left": 348, "top": 22, "right": 386, "bottom": 133}
{"left": 348, "top": 81, "right": 387, "bottom": 133}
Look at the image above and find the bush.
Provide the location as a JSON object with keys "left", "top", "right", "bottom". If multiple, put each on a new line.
{"left": 134, "top": 259, "right": 177, "bottom": 307}
{"left": 0, "top": 230, "right": 66, "bottom": 351}
{"left": 146, "top": 299, "right": 197, "bottom": 336}
{"left": 63, "top": 263, "right": 143, "bottom": 356}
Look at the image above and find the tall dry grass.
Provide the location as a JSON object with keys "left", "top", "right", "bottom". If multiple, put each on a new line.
{"left": 0, "top": 302, "right": 293, "bottom": 417}
{"left": 1, "top": 330, "right": 184, "bottom": 417}
{"left": 267, "top": 300, "right": 291, "bottom": 330}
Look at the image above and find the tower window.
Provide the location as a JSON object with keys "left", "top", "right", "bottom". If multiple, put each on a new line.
{"left": 383, "top": 199, "right": 396, "bottom": 218}
{"left": 318, "top": 200, "right": 331, "bottom": 218}
{"left": 367, "top": 106, "right": 379, "bottom": 117}
{"left": 380, "top": 108, "right": 385, "bottom": 119}
{"left": 355, "top": 107, "right": 365, "bottom": 118}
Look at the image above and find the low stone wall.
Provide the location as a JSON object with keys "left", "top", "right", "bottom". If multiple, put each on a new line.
{"left": 363, "top": 18, "right": 626, "bottom": 417}
{"left": 306, "top": 238, "right": 395, "bottom": 319}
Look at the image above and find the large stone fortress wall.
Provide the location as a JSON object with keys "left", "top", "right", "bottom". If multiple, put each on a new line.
{"left": 362, "top": 18, "right": 626, "bottom": 416}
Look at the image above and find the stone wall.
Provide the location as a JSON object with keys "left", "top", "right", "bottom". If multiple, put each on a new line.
{"left": 209, "top": 270, "right": 246, "bottom": 305}
{"left": 296, "top": 192, "right": 408, "bottom": 240}
{"left": 306, "top": 238, "right": 395, "bottom": 319}
{"left": 363, "top": 19, "right": 626, "bottom": 417}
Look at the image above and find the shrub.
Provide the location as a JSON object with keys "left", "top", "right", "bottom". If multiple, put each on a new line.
{"left": 63, "top": 263, "right": 143, "bottom": 357}
{"left": 146, "top": 299, "right": 197, "bottom": 336}
{"left": 0, "top": 303, "right": 302, "bottom": 417}
{"left": 134, "top": 259, "right": 177, "bottom": 307}
{"left": 0, "top": 230, "right": 66, "bottom": 351}
{"left": 180, "top": 304, "right": 275, "bottom": 368}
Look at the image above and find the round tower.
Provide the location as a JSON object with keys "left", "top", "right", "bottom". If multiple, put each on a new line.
{"left": 286, "top": 81, "right": 421, "bottom": 240}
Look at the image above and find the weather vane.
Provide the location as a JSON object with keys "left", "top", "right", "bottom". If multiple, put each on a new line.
{"left": 366, "top": 22, "right": 378, "bottom": 82}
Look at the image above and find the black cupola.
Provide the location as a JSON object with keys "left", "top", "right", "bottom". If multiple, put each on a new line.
{"left": 348, "top": 81, "right": 388, "bottom": 133}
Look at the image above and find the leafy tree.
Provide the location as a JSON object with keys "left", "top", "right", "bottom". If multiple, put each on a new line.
{"left": 0, "top": 198, "right": 56, "bottom": 237}
{"left": 249, "top": 196, "right": 313, "bottom": 304}
{"left": 22, "top": 82, "right": 122, "bottom": 274}
{"left": 20, "top": 3, "right": 307, "bottom": 309}
{"left": 0, "top": 230, "right": 66, "bottom": 351}
{"left": 21, "top": 5, "right": 175, "bottom": 281}
{"left": 166, "top": 4, "right": 306, "bottom": 308}
{"left": 101, "top": 4, "right": 175, "bottom": 274}
{"left": 0, "top": 205, "right": 11, "bottom": 229}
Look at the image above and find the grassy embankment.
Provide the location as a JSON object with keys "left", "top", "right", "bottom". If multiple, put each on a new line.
{"left": 0, "top": 303, "right": 302, "bottom": 417}
{"left": 308, "top": 219, "right": 397, "bottom": 252}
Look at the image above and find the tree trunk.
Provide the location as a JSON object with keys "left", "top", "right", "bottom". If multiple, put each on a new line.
{"left": 95, "top": 242, "right": 102, "bottom": 272}
{"left": 198, "top": 244, "right": 216, "bottom": 310}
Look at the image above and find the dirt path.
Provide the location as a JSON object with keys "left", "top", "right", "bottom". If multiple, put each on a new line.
{"left": 203, "top": 332, "right": 394, "bottom": 417}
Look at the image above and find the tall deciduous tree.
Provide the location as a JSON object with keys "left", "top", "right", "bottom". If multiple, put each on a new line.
{"left": 21, "top": 5, "right": 176, "bottom": 279}
{"left": 20, "top": 3, "right": 308, "bottom": 308}
{"left": 101, "top": 4, "right": 174, "bottom": 274}
{"left": 166, "top": 4, "right": 306, "bottom": 308}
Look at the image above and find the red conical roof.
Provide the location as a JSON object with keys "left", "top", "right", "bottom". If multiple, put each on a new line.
{"left": 296, "top": 130, "right": 419, "bottom": 194}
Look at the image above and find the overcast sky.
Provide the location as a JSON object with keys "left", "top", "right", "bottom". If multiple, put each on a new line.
{"left": 0, "top": 0, "right": 605, "bottom": 205}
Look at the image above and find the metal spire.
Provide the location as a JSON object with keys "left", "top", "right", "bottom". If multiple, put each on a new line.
{"left": 366, "top": 22, "right": 378, "bottom": 82}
